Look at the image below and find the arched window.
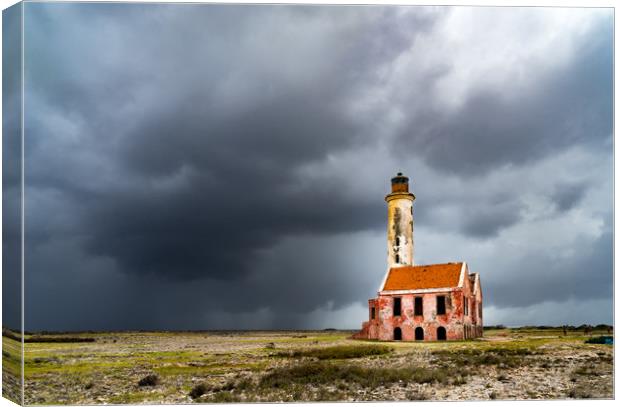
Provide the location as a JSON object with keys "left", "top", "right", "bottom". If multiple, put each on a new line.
{"left": 415, "top": 327, "right": 424, "bottom": 341}
{"left": 393, "top": 327, "right": 402, "bottom": 341}
{"left": 437, "top": 326, "right": 447, "bottom": 341}
{"left": 395, "top": 254, "right": 400, "bottom": 263}
{"left": 395, "top": 236, "right": 400, "bottom": 246}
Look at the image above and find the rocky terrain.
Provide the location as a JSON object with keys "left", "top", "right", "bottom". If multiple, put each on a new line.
{"left": 1, "top": 327, "right": 613, "bottom": 404}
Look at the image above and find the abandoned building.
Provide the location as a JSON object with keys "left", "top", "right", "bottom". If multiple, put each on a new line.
{"left": 354, "top": 173, "right": 483, "bottom": 341}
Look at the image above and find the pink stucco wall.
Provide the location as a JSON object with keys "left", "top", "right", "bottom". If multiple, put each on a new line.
{"left": 354, "top": 274, "right": 483, "bottom": 341}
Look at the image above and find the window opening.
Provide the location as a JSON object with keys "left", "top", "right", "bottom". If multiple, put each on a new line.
{"left": 414, "top": 297, "right": 423, "bottom": 316}
{"left": 393, "top": 297, "right": 401, "bottom": 317}
{"left": 437, "top": 296, "right": 446, "bottom": 315}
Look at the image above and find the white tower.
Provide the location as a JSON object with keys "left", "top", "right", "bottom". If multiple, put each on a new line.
{"left": 385, "top": 172, "right": 415, "bottom": 269}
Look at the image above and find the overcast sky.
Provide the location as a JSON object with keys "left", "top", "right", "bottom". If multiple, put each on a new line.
{"left": 2, "top": 3, "right": 613, "bottom": 330}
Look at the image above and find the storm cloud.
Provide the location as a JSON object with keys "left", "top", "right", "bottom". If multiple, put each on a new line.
{"left": 5, "top": 3, "right": 612, "bottom": 330}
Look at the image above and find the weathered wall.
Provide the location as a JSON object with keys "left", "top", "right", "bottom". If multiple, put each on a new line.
{"left": 472, "top": 274, "right": 483, "bottom": 335}
{"left": 460, "top": 268, "right": 483, "bottom": 338}
{"left": 362, "top": 290, "right": 464, "bottom": 341}
{"left": 386, "top": 194, "right": 414, "bottom": 268}
{"left": 359, "top": 271, "right": 483, "bottom": 341}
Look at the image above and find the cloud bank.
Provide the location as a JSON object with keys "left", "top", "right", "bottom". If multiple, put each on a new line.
{"left": 7, "top": 3, "right": 612, "bottom": 330}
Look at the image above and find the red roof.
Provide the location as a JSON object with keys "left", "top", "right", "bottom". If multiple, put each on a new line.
{"left": 383, "top": 263, "right": 463, "bottom": 291}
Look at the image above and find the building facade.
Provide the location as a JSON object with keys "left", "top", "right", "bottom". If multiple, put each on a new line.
{"left": 354, "top": 173, "right": 483, "bottom": 341}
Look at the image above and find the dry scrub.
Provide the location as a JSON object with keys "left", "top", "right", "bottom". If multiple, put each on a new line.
{"left": 9, "top": 328, "right": 613, "bottom": 404}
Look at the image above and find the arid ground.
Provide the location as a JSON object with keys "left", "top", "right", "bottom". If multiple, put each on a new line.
{"left": 2, "top": 327, "right": 613, "bottom": 404}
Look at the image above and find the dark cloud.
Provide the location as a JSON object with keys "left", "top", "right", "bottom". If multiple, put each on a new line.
{"left": 551, "top": 182, "right": 587, "bottom": 212}
{"left": 395, "top": 14, "right": 613, "bottom": 176}
{"left": 22, "top": 3, "right": 446, "bottom": 284}
{"left": 483, "top": 228, "right": 613, "bottom": 309}
{"left": 2, "top": 3, "right": 23, "bottom": 330}
{"left": 9, "top": 4, "right": 613, "bottom": 330}
{"left": 460, "top": 200, "right": 523, "bottom": 238}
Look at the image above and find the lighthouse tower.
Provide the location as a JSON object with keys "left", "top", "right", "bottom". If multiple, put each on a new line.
{"left": 354, "top": 172, "right": 483, "bottom": 342}
{"left": 385, "top": 172, "right": 415, "bottom": 269}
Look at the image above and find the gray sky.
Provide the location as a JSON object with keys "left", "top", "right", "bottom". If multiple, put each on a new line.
{"left": 2, "top": 3, "right": 613, "bottom": 330}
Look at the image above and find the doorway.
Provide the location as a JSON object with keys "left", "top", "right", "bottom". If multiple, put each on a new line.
{"left": 437, "top": 326, "right": 447, "bottom": 341}
{"left": 393, "top": 327, "right": 402, "bottom": 341}
{"left": 415, "top": 327, "right": 424, "bottom": 341}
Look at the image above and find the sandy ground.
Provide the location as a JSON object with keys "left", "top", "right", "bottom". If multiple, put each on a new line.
{"left": 1, "top": 328, "right": 613, "bottom": 404}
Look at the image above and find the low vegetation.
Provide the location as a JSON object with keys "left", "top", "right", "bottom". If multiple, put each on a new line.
{"left": 10, "top": 327, "right": 613, "bottom": 404}
{"left": 260, "top": 361, "right": 451, "bottom": 389}
{"left": 2, "top": 328, "right": 22, "bottom": 342}
{"left": 137, "top": 374, "right": 160, "bottom": 387}
{"left": 432, "top": 347, "right": 540, "bottom": 369}
{"left": 25, "top": 336, "right": 96, "bottom": 343}
{"left": 189, "top": 384, "right": 209, "bottom": 399}
{"left": 274, "top": 344, "right": 392, "bottom": 359}
{"left": 189, "top": 378, "right": 253, "bottom": 401}
{"left": 3, "top": 327, "right": 95, "bottom": 343}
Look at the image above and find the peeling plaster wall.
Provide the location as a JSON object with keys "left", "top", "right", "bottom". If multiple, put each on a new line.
{"left": 369, "top": 291, "right": 465, "bottom": 340}
{"left": 359, "top": 271, "right": 484, "bottom": 341}
{"left": 472, "top": 275, "right": 483, "bottom": 332}
{"left": 386, "top": 195, "right": 414, "bottom": 268}
{"left": 460, "top": 268, "right": 484, "bottom": 338}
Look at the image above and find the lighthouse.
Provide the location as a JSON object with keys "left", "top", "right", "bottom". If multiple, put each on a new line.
{"left": 385, "top": 172, "right": 415, "bottom": 269}
{"left": 354, "top": 172, "right": 483, "bottom": 341}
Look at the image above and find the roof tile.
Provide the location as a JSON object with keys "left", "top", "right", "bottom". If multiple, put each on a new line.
{"left": 383, "top": 262, "right": 463, "bottom": 291}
